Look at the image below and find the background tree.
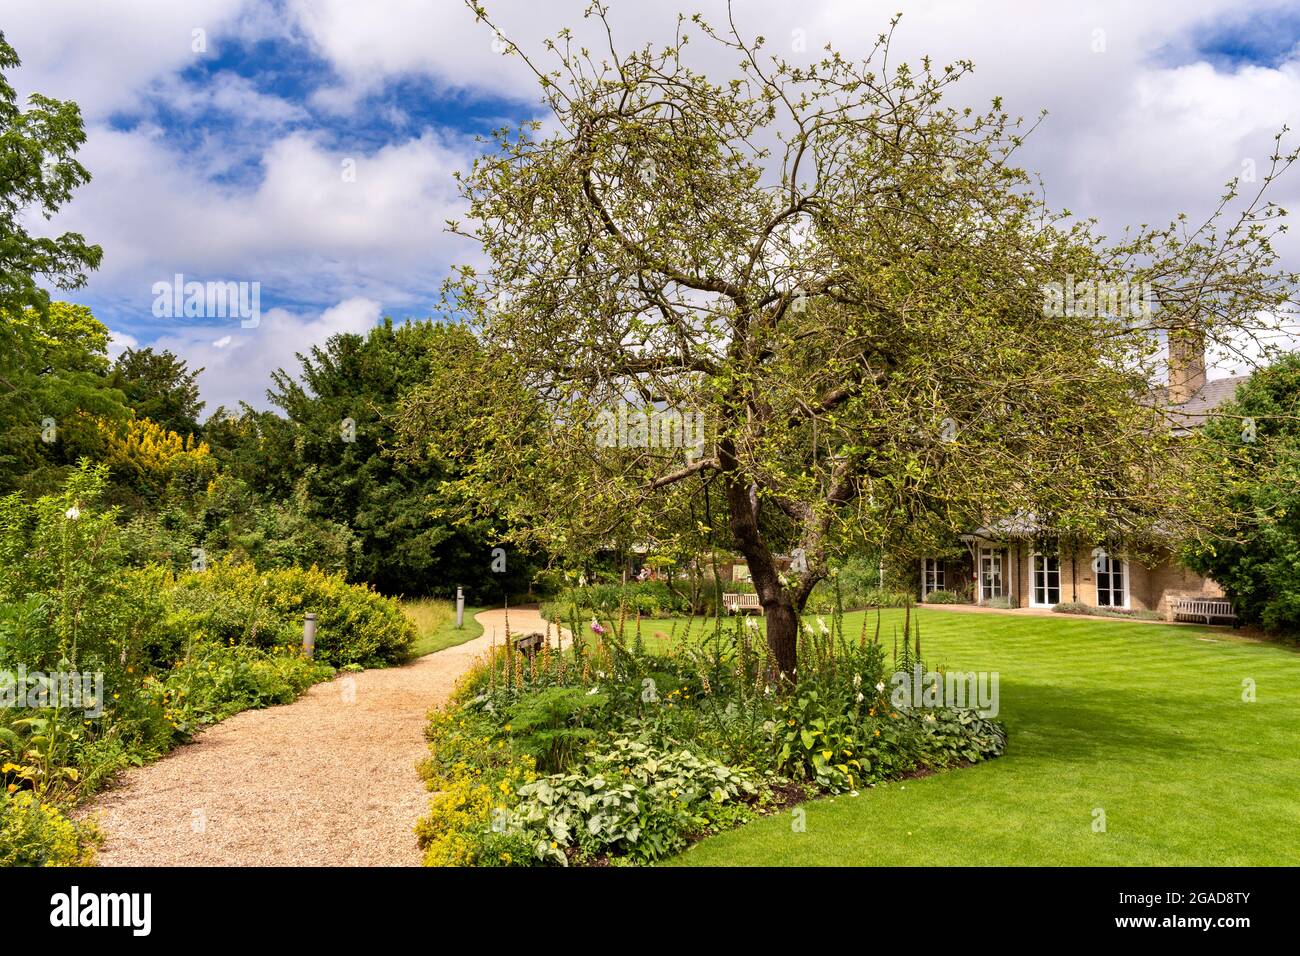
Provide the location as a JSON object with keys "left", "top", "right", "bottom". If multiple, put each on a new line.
{"left": 1186, "top": 354, "right": 1300, "bottom": 632}
{"left": 108, "top": 347, "right": 205, "bottom": 437}
{"left": 397, "top": 4, "right": 1297, "bottom": 678}
{"left": 0, "top": 302, "right": 130, "bottom": 494}
{"left": 0, "top": 31, "right": 101, "bottom": 365}
{"left": 268, "top": 317, "right": 541, "bottom": 599}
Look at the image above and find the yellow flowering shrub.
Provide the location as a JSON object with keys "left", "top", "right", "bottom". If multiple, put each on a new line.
{"left": 0, "top": 790, "right": 99, "bottom": 867}
{"left": 416, "top": 703, "right": 537, "bottom": 867}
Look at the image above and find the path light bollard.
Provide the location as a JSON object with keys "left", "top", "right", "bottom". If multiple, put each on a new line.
{"left": 303, "top": 613, "right": 317, "bottom": 658}
{"left": 456, "top": 586, "right": 464, "bottom": 629}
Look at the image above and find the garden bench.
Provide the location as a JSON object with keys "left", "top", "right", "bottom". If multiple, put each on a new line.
{"left": 722, "top": 592, "right": 762, "bottom": 614}
{"left": 1170, "top": 598, "right": 1237, "bottom": 626}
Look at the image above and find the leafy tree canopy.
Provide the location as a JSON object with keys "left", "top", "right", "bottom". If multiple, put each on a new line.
{"left": 109, "top": 347, "right": 205, "bottom": 437}
{"left": 268, "top": 317, "right": 541, "bottom": 599}
{"left": 0, "top": 31, "right": 102, "bottom": 354}
{"left": 396, "top": 3, "right": 1299, "bottom": 675}
{"left": 1186, "top": 355, "right": 1300, "bottom": 631}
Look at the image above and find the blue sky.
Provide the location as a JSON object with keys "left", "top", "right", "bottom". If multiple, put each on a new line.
{"left": 8, "top": 0, "right": 1300, "bottom": 412}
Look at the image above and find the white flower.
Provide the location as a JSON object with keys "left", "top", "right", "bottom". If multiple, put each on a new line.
{"left": 816, "top": 617, "right": 829, "bottom": 635}
{"left": 855, "top": 692, "right": 865, "bottom": 703}
{"left": 924, "top": 713, "right": 937, "bottom": 722}
{"left": 587, "top": 686, "right": 599, "bottom": 695}
{"left": 64, "top": 506, "right": 80, "bottom": 520}
{"left": 853, "top": 674, "right": 862, "bottom": 688}
{"left": 596, "top": 671, "right": 606, "bottom": 680}
{"left": 802, "top": 622, "right": 814, "bottom": 635}
{"left": 745, "top": 617, "right": 759, "bottom": 630}
{"left": 875, "top": 681, "right": 885, "bottom": 693}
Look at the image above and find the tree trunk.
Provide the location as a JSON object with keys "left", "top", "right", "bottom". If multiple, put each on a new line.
{"left": 720, "top": 438, "right": 804, "bottom": 681}
{"left": 763, "top": 592, "right": 800, "bottom": 680}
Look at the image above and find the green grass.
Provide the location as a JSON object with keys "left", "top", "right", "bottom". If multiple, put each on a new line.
{"left": 403, "top": 598, "right": 486, "bottom": 657}
{"left": 657, "top": 607, "right": 1300, "bottom": 866}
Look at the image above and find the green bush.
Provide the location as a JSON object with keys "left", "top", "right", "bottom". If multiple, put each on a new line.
{"left": 923, "top": 590, "right": 963, "bottom": 604}
{"left": 164, "top": 560, "right": 416, "bottom": 666}
{"left": 0, "top": 790, "right": 99, "bottom": 867}
{"left": 509, "top": 738, "right": 759, "bottom": 864}
{"left": 504, "top": 687, "right": 609, "bottom": 773}
{"left": 154, "top": 643, "right": 334, "bottom": 731}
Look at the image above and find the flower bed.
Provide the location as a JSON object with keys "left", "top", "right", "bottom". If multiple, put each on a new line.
{"left": 416, "top": 607, "right": 1006, "bottom": 866}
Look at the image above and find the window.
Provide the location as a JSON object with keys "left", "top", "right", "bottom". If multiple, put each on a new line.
{"left": 923, "top": 558, "right": 945, "bottom": 595}
{"left": 1095, "top": 551, "right": 1128, "bottom": 608}
{"left": 979, "top": 548, "right": 1003, "bottom": 602}
{"left": 1031, "top": 553, "right": 1061, "bottom": 607}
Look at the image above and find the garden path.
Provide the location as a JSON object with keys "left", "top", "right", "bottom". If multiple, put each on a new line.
{"left": 83, "top": 606, "right": 562, "bottom": 866}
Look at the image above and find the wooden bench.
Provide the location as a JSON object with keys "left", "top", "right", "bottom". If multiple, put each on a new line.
{"left": 1170, "top": 598, "right": 1237, "bottom": 625}
{"left": 722, "top": 592, "right": 762, "bottom": 614}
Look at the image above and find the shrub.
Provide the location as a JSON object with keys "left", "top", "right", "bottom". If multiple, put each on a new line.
{"left": 504, "top": 687, "right": 608, "bottom": 773}
{"left": 164, "top": 561, "right": 416, "bottom": 666}
{"left": 415, "top": 705, "right": 537, "bottom": 867}
{"left": 923, "top": 590, "right": 963, "bottom": 605}
{"left": 985, "top": 595, "right": 1018, "bottom": 609}
{"left": 1053, "top": 601, "right": 1089, "bottom": 615}
{"left": 0, "top": 790, "right": 99, "bottom": 867}
{"left": 509, "top": 738, "right": 760, "bottom": 864}
{"left": 153, "top": 643, "right": 333, "bottom": 732}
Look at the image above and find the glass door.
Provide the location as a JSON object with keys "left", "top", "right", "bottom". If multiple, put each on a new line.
{"left": 1031, "top": 553, "right": 1060, "bottom": 607}
{"left": 1095, "top": 552, "right": 1127, "bottom": 607}
{"left": 979, "top": 549, "right": 1003, "bottom": 603}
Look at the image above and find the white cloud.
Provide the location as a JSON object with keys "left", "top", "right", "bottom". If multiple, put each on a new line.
{"left": 17, "top": 0, "right": 1300, "bottom": 407}
{"left": 46, "top": 124, "right": 479, "bottom": 312}
{"left": 4, "top": 0, "right": 254, "bottom": 120}
{"left": 151, "top": 296, "right": 383, "bottom": 413}
{"left": 106, "top": 329, "right": 140, "bottom": 362}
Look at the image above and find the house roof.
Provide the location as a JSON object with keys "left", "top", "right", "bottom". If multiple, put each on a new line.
{"left": 1163, "top": 375, "right": 1248, "bottom": 435}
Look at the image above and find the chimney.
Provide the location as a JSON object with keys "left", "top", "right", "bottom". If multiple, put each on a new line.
{"left": 1167, "top": 327, "right": 1206, "bottom": 405}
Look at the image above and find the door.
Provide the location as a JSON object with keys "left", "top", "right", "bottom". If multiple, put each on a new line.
{"left": 979, "top": 549, "right": 1003, "bottom": 602}
{"left": 1031, "top": 553, "right": 1061, "bottom": 607}
{"left": 1095, "top": 551, "right": 1128, "bottom": 608}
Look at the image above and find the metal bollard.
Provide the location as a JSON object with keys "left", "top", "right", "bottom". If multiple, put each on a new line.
{"left": 456, "top": 586, "right": 464, "bottom": 629}
{"left": 303, "top": 612, "right": 317, "bottom": 658}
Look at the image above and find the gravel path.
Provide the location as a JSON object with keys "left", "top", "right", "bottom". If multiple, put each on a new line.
{"left": 83, "top": 606, "right": 562, "bottom": 867}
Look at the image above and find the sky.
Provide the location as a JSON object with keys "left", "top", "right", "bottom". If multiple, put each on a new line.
{"left": 7, "top": 0, "right": 1300, "bottom": 413}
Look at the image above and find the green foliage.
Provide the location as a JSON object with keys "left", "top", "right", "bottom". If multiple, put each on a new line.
{"left": 504, "top": 687, "right": 607, "bottom": 773}
{"left": 107, "top": 347, "right": 205, "bottom": 437}
{"left": 510, "top": 738, "right": 759, "bottom": 864}
{"left": 257, "top": 318, "right": 539, "bottom": 598}
{"left": 1052, "top": 601, "right": 1162, "bottom": 621}
{"left": 1186, "top": 354, "right": 1300, "bottom": 633}
{"left": 419, "top": 587, "right": 1005, "bottom": 866}
{"left": 0, "top": 789, "right": 99, "bottom": 866}
{"left": 0, "top": 304, "right": 129, "bottom": 495}
{"left": 0, "top": 31, "right": 102, "bottom": 342}
{"left": 923, "top": 590, "right": 964, "bottom": 605}
{"left": 154, "top": 643, "right": 333, "bottom": 730}
{"left": 163, "top": 560, "right": 416, "bottom": 667}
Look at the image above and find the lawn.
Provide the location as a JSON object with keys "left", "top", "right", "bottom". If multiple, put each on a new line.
{"left": 403, "top": 598, "right": 486, "bottom": 657}
{"left": 651, "top": 607, "right": 1300, "bottom": 866}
